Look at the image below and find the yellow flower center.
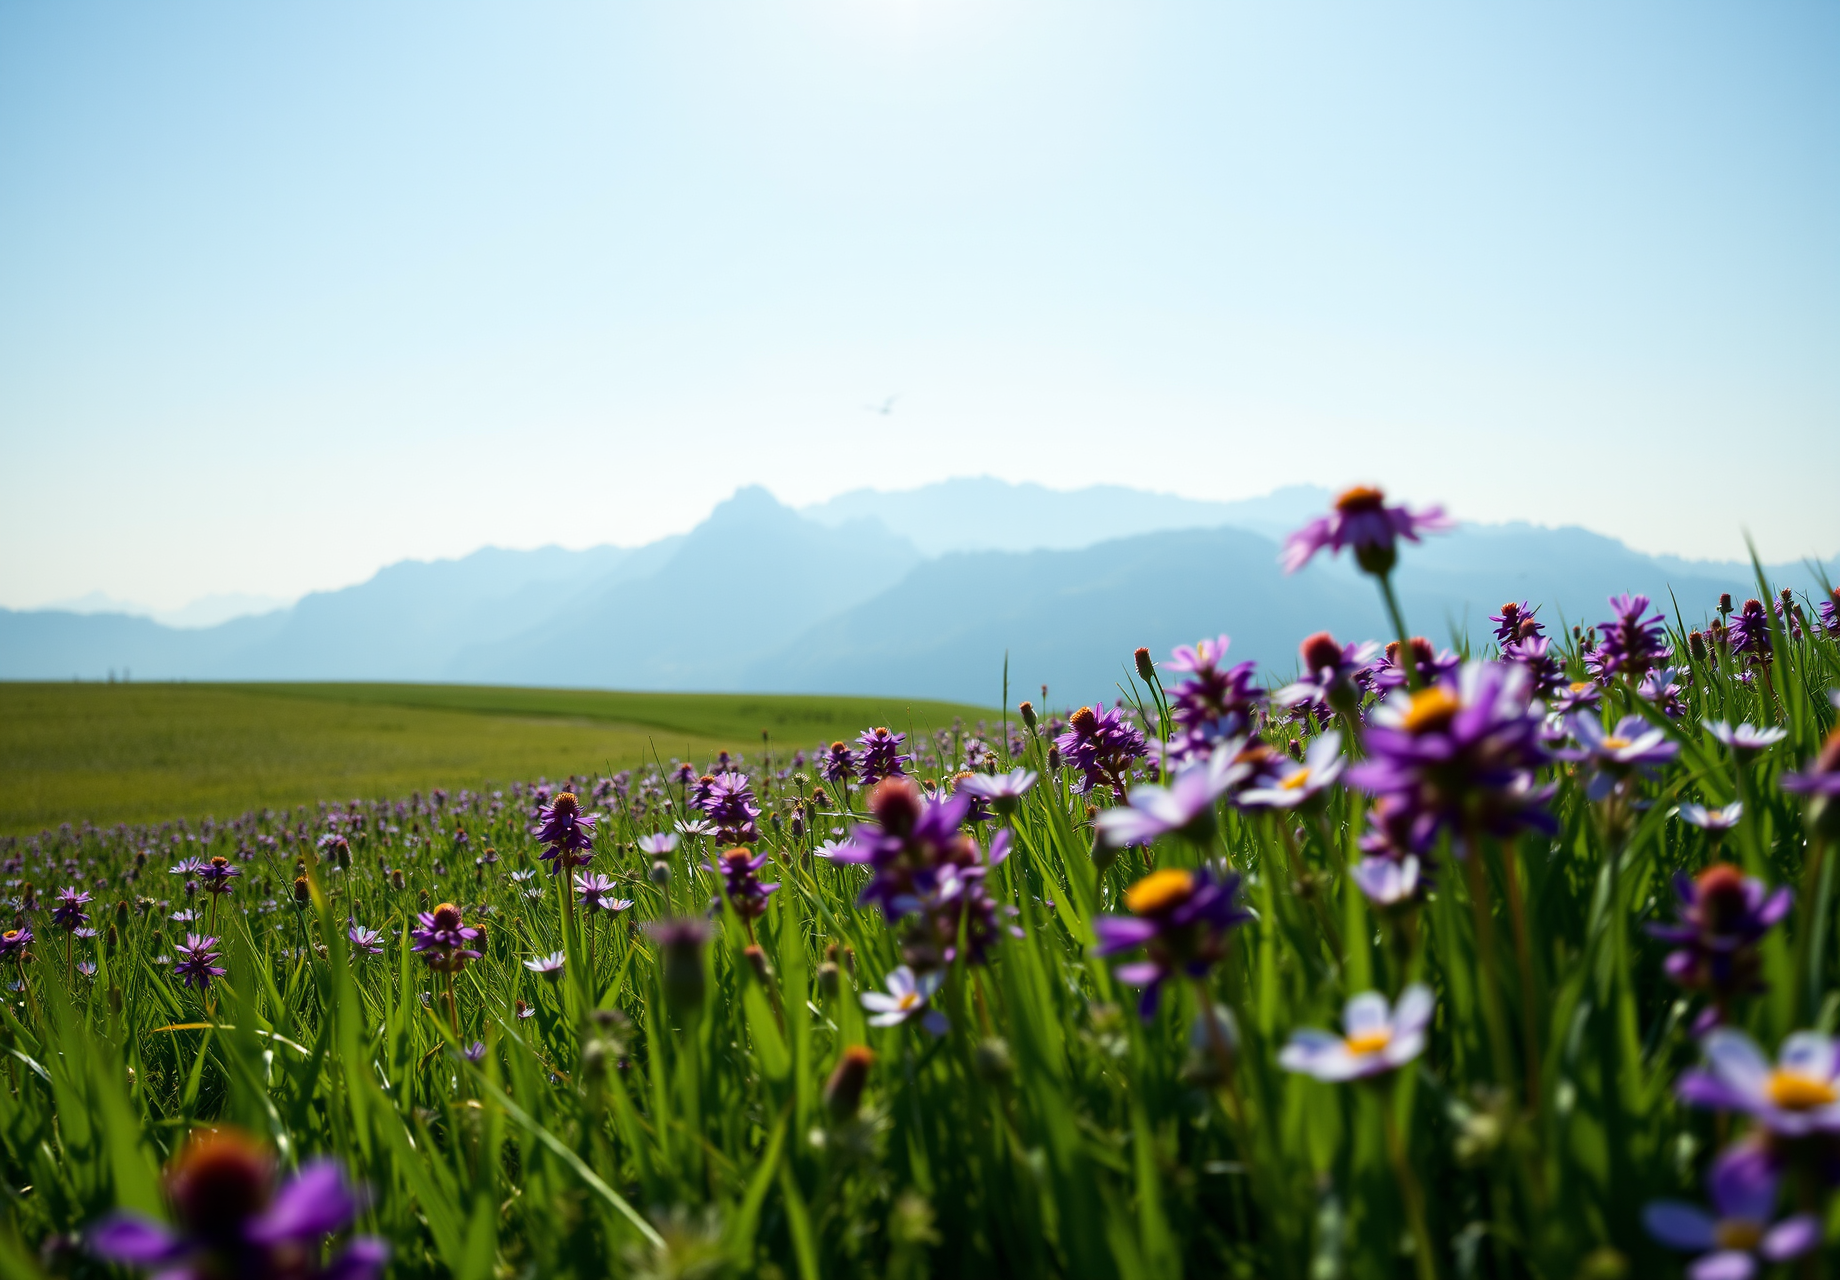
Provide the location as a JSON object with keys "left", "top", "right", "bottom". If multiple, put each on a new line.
{"left": 1400, "top": 687, "right": 1462, "bottom": 735}
{"left": 897, "top": 992, "right": 920, "bottom": 1011}
{"left": 1280, "top": 769, "right": 1312, "bottom": 791}
{"left": 1766, "top": 1069, "right": 1838, "bottom": 1111}
{"left": 1345, "top": 1029, "right": 1393, "bottom": 1055}
{"left": 1601, "top": 736, "right": 1631, "bottom": 750}
{"left": 1714, "top": 1220, "right": 1764, "bottom": 1251}
{"left": 1569, "top": 681, "right": 1592, "bottom": 694}
{"left": 1125, "top": 869, "right": 1196, "bottom": 916}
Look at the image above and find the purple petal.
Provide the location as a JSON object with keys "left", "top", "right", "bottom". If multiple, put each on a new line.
{"left": 1092, "top": 916, "right": 1158, "bottom": 955}
{"left": 1709, "top": 1146, "right": 1779, "bottom": 1222}
{"left": 1687, "top": 1251, "right": 1757, "bottom": 1280}
{"left": 1702, "top": 1029, "right": 1772, "bottom": 1094}
{"left": 87, "top": 1215, "right": 188, "bottom": 1264}
{"left": 1113, "top": 961, "right": 1164, "bottom": 986}
{"left": 323, "top": 1237, "right": 393, "bottom": 1280}
{"left": 247, "top": 1160, "right": 359, "bottom": 1245}
{"left": 1761, "top": 1215, "right": 1822, "bottom": 1262}
{"left": 1643, "top": 1202, "right": 1718, "bottom": 1251}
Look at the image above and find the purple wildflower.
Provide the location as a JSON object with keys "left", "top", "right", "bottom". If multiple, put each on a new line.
{"left": 1280, "top": 485, "right": 1453, "bottom": 576}
{"left": 523, "top": 951, "right": 566, "bottom": 983}
{"left": 1056, "top": 703, "right": 1148, "bottom": 798}
{"left": 1347, "top": 663, "right": 1554, "bottom": 855}
{"left": 1782, "top": 730, "right": 1840, "bottom": 839}
{"left": 1551, "top": 679, "right": 1602, "bottom": 716}
{"left": 347, "top": 925, "right": 383, "bottom": 956}
{"left": 1372, "top": 637, "right": 1462, "bottom": 693}
{"left": 1709, "top": 721, "right": 1788, "bottom": 756}
{"left": 1350, "top": 854, "right": 1424, "bottom": 907}
{"left": 574, "top": 872, "right": 633, "bottom": 915}
{"left": 1489, "top": 601, "right": 1543, "bottom": 645}
{"left": 1819, "top": 588, "right": 1839, "bottom": 638}
{"left": 1680, "top": 802, "right": 1745, "bottom": 832}
{"left": 705, "top": 847, "right": 779, "bottom": 921}
{"left": 1648, "top": 863, "right": 1790, "bottom": 1016}
{"left": 694, "top": 772, "right": 762, "bottom": 845}
{"left": 1278, "top": 985, "right": 1433, "bottom": 1081}
{"left": 1095, "top": 745, "right": 1248, "bottom": 848}
{"left": 50, "top": 887, "right": 91, "bottom": 932}
{"left": 1729, "top": 598, "right": 1773, "bottom": 664}
{"left": 1274, "top": 632, "right": 1378, "bottom": 718}
{"left": 1160, "top": 637, "right": 1263, "bottom": 767}
{"left": 464, "top": 1041, "right": 487, "bottom": 1063}
{"left": 410, "top": 903, "right": 482, "bottom": 974}
{"left": 861, "top": 965, "right": 948, "bottom": 1036}
{"left": 1565, "top": 714, "right": 1679, "bottom": 800}
{"left": 0, "top": 925, "right": 32, "bottom": 962}
{"left": 1094, "top": 866, "right": 1252, "bottom": 1020}
{"left": 88, "top": 1129, "right": 388, "bottom": 1280}
{"left": 1593, "top": 593, "right": 1669, "bottom": 680}
{"left": 1500, "top": 635, "right": 1565, "bottom": 700}
{"left": 636, "top": 832, "right": 680, "bottom": 857}
{"left": 172, "top": 935, "right": 226, "bottom": 992}
{"left": 955, "top": 768, "right": 1039, "bottom": 817}
{"left": 1644, "top": 1145, "right": 1819, "bottom": 1280}
{"left": 1237, "top": 731, "right": 1346, "bottom": 810}
{"left": 1678, "top": 1029, "right": 1840, "bottom": 1135}
{"left": 821, "top": 741, "right": 856, "bottom": 786}
{"left": 199, "top": 856, "right": 240, "bottom": 896}
{"left": 854, "top": 728, "right": 909, "bottom": 785}
{"left": 533, "top": 791, "right": 596, "bottom": 874}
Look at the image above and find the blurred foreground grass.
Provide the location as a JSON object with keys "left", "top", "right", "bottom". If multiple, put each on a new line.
{"left": 0, "top": 681, "right": 992, "bottom": 833}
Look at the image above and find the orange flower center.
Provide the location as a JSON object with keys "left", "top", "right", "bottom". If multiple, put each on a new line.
{"left": 1766, "top": 1069, "right": 1837, "bottom": 1111}
{"left": 1125, "top": 869, "right": 1196, "bottom": 916}
{"left": 1280, "top": 769, "right": 1312, "bottom": 791}
{"left": 1334, "top": 485, "right": 1386, "bottom": 514}
{"left": 1345, "top": 1028, "right": 1393, "bottom": 1055}
{"left": 1715, "top": 1220, "right": 1764, "bottom": 1251}
{"left": 1569, "top": 681, "right": 1592, "bottom": 694}
{"left": 1400, "top": 687, "right": 1462, "bottom": 735}
{"left": 1601, "top": 736, "right": 1631, "bottom": 750}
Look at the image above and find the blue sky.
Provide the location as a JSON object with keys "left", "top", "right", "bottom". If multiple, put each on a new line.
{"left": 2, "top": 2, "right": 1835, "bottom": 610}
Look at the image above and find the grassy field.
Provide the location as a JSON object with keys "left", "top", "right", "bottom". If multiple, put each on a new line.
{"left": 0, "top": 681, "right": 995, "bottom": 833}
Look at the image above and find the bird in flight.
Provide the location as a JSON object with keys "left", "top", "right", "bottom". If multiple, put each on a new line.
{"left": 864, "top": 395, "right": 899, "bottom": 416}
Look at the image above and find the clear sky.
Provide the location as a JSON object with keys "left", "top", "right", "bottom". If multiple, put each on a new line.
{"left": 2, "top": 2, "right": 1836, "bottom": 611}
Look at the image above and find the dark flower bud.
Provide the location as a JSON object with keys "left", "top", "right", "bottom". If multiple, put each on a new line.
{"left": 743, "top": 944, "right": 772, "bottom": 985}
{"left": 843, "top": 944, "right": 856, "bottom": 976}
{"left": 1719, "top": 593, "right": 1733, "bottom": 615}
{"left": 1018, "top": 701, "right": 1037, "bottom": 731}
{"left": 1047, "top": 745, "right": 1062, "bottom": 772}
{"left": 816, "top": 960, "right": 840, "bottom": 997}
{"left": 114, "top": 900, "right": 129, "bottom": 927}
{"left": 825, "top": 942, "right": 840, "bottom": 963}
{"left": 810, "top": 785, "right": 830, "bottom": 809}
{"left": 1688, "top": 630, "right": 1708, "bottom": 662}
{"left": 1287, "top": 738, "right": 1305, "bottom": 762}
{"left": 868, "top": 777, "right": 923, "bottom": 836}
{"left": 169, "top": 1129, "right": 275, "bottom": 1241}
{"left": 649, "top": 859, "right": 671, "bottom": 886}
{"left": 390, "top": 869, "right": 405, "bottom": 891}
{"left": 292, "top": 877, "right": 310, "bottom": 906}
{"left": 418, "top": 889, "right": 430, "bottom": 911}
{"left": 824, "top": 1045, "right": 875, "bottom": 1122}
{"left": 1299, "top": 631, "right": 1342, "bottom": 673}
{"left": 651, "top": 919, "right": 709, "bottom": 1018}
{"left": 105, "top": 924, "right": 118, "bottom": 955}
{"left": 1134, "top": 647, "right": 1155, "bottom": 682}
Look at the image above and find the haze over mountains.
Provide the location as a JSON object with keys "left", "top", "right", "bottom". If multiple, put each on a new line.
{"left": 4, "top": 480, "right": 1833, "bottom": 705}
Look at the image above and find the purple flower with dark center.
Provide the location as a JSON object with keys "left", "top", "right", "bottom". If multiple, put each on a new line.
{"left": 0, "top": 925, "right": 32, "bottom": 962}
{"left": 1280, "top": 485, "right": 1453, "bottom": 577}
{"left": 854, "top": 728, "right": 909, "bottom": 785}
{"left": 1489, "top": 601, "right": 1543, "bottom": 645}
{"left": 1095, "top": 745, "right": 1249, "bottom": 848}
{"left": 51, "top": 887, "right": 91, "bottom": 932}
{"left": 1709, "top": 721, "right": 1788, "bottom": 756}
{"left": 1729, "top": 598, "right": 1773, "bottom": 664}
{"left": 1595, "top": 593, "right": 1669, "bottom": 680}
{"left": 347, "top": 925, "right": 383, "bottom": 956}
{"left": 694, "top": 772, "right": 762, "bottom": 845}
{"left": 199, "top": 856, "right": 240, "bottom": 896}
{"left": 861, "top": 965, "right": 948, "bottom": 1035}
{"left": 1159, "top": 637, "right": 1264, "bottom": 767}
{"left": 821, "top": 741, "right": 856, "bottom": 786}
{"left": 533, "top": 791, "right": 596, "bottom": 874}
{"left": 1372, "top": 637, "right": 1462, "bottom": 693}
{"left": 1274, "top": 633, "right": 1379, "bottom": 718}
{"left": 1094, "top": 866, "right": 1253, "bottom": 1020}
{"left": 1565, "top": 714, "right": 1680, "bottom": 800}
{"left": 1501, "top": 636, "right": 1565, "bottom": 699}
{"left": 88, "top": 1129, "right": 388, "bottom": 1280}
{"left": 1278, "top": 985, "right": 1434, "bottom": 1081}
{"left": 1678, "top": 1029, "right": 1840, "bottom": 1135}
{"left": 1351, "top": 854, "right": 1424, "bottom": 907}
{"left": 704, "top": 847, "right": 779, "bottom": 921}
{"left": 1644, "top": 1145, "right": 1819, "bottom": 1280}
{"left": 1237, "top": 732, "right": 1346, "bottom": 810}
{"left": 172, "top": 935, "right": 226, "bottom": 992}
{"left": 574, "top": 872, "right": 633, "bottom": 915}
{"left": 410, "top": 902, "right": 482, "bottom": 974}
{"left": 832, "top": 778, "right": 1013, "bottom": 970}
{"left": 1056, "top": 703, "right": 1148, "bottom": 797}
{"left": 1648, "top": 863, "right": 1790, "bottom": 1014}
{"left": 1347, "top": 663, "right": 1554, "bottom": 855}
{"left": 1680, "top": 802, "right": 1745, "bottom": 832}
{"left": 523, "top": 951, "right": 566, "bottom": 983}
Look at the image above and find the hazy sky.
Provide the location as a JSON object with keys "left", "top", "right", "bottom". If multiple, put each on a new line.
{"left": 2, "top": 2, "right": 1836, "bottom": 610}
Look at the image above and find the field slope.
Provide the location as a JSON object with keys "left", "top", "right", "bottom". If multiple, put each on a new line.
{"left": 0, "top": 681, "right": 994, "bottom": 833}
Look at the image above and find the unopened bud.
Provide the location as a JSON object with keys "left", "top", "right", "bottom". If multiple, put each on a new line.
{"left": 1719, "top": 593, "right": 1733, "bottom": 615}
{"left": 1133, "top": 647, "right": 1155, "bottom": 683}
{"left": 868, "top": 777, "right": 923, "bottom": 836}
{"left": 390, "top": 869, "right": 406, "bottom": 891}
{"left": 824, "top": 1045, "right": 875, "bottom": 1122}
{"left": 1018, "top": 701, "right": 1037, "bottom": 731}
{"left": 817, "top": 960, "right": 840, "bottom": 997}
{"left": 292, "top": 877, "right": 311, "bottom": 905}
{"left": 1688, "top": 630, "right": 1708, "bottom": 662}
{"left": 743, "top": 944, "right": 771, "bottom": 984}
{"left": 649, "top": 859, "right": 671, "bottom": 886}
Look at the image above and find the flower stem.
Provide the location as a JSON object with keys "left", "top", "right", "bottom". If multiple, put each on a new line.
{"left": 1497, "top": 838, "right": 1542, "bottom": 1117}
{"left": 1459, "top": 847, "right": 1516, "bottom": 1096}
{"left": 1377, "top": 573, "right": 1421, "bottom": 692}
{"left": 1382, "top": 1097, "right": 1438, "bottom": 1280}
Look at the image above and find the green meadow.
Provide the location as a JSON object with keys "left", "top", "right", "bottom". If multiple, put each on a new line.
{"left": 0, "top": 681, "right": 993, "bottom": 833}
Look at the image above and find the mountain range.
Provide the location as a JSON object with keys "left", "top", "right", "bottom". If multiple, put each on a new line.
{"left": 4, "top": 480, "right": 1833, "bottom": 705}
